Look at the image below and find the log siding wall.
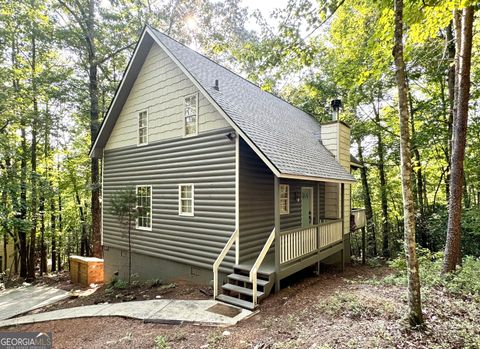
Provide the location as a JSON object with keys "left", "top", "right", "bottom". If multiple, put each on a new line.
{"left": 103, "top": 128, "right": 236, "bottom": 272}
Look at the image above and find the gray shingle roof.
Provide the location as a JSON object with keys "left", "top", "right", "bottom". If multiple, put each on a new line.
{"left": 151, "top": 29, "right": 354, "bottom": 182}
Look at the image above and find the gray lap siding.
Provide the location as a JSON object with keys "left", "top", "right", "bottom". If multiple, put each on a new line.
{"left": 102, "top": 128, "right": 236, "bottom": 275}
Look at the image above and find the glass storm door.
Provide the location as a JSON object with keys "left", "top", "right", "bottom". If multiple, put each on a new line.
{"left": 301, "top": 187, "right": 313, "bottom": 227}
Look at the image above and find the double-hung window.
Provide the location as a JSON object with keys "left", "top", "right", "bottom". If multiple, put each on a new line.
{"left": 179, "top": 184, "right": 194, "bottom": 216}
{"left": 279, "top": 184, "right": 289, "bottom": 215}
{"left": 138, "top": 110, "right": 148, "bottom": 145}
{"left": 184, "top": 94, "right": 198, "bottom": 136}
{"left": 136, "top": 185, "right": 152, "bottom": 230}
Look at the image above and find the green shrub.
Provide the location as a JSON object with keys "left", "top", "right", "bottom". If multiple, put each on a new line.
{"left": 385, "top": 248, "right": 480, "bottom": 296}
{"left": 147, "top": 278, "right": 163, "bottom": 288}
{"left": 108, "top": 277, "right": 129, "bottom": 290}
{"left": 423, "top": 206, "right": 480, "bottom": 257}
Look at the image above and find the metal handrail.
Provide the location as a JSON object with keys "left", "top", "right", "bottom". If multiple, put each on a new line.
{"left": 213, "top": 229, "right": 238, "bottom": 299}
{"left": 249, "top": 227, "right": 275, "bottom": 307}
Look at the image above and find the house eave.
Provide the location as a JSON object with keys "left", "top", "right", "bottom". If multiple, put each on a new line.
{"left": 278, "top": 172, "right": 356, "bottom": 184}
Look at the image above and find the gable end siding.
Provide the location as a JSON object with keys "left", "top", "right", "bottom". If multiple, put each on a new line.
{"left": 105, "top": 43, "right": 229, "bottom": 151}
{"left": 102, "top": 128, "right": 236, "bottom": 274}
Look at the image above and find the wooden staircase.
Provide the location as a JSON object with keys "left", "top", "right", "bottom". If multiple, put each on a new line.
{"left": 216, "top": 264, "right": 275, "bottom": 310}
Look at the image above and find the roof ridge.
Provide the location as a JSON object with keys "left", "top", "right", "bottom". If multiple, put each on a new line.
{"left": 149, "top": 27, "right": 320, "bottom": 122}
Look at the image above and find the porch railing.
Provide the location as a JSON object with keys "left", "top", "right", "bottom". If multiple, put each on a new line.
{"left": 318, "top": 219, "right": 343, "bottom": 248}
{"left": 280, "top": 226, "right": 317, "bottom": 264}
{"left": 280, "top": 219, "right": 343, "bottom": 265}
{"left": 213, "top": 229, "right": 238, "bottom": 299}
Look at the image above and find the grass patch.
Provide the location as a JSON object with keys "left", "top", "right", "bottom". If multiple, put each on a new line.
{"left": 207, "top": 330, "right": 223, "bottom": 349}
{"left": 317, "top": 291, "right": 398, "bottom": 320}
{"left": 154, "top": 335, "right": 170, "bottom": 349}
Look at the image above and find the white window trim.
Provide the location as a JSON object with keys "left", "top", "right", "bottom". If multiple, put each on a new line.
{"left": 137, "top": 109, "right": 149, "bottom": 146}
{"left": 135, "top": 185, "right": 152, "bottom": 231}
{"left": 183, "top": 92, "right": 199, "bottom": 138}
{"left": 178, "top": 183, "right": 195, "bottom": 216}
{"left": 280, "top": 184, "right": 290, "bottom": 215}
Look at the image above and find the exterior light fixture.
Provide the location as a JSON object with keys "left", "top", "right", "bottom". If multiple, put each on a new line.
{"left": 226, "top": 132, "right": 236, "bottom": 141}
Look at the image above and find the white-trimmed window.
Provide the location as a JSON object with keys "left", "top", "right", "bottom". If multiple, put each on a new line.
{"left": 280, "top": 184, "right": 289, "bottom": 215}
{"left": 136, "top": 185, "right": 152, "bottom": 230}
{"left": 179, "top": 184, "right": 194, "bottom": 216}
{"left": 138, "top": 110, "right": 148, "bottom": 145}
{"left": 184, "top": 94, "right": 198, "bottom": 136}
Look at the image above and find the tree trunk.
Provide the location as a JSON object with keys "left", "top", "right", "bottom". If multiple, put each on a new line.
{"left": 374, "top": 106, "right": 389, "bottom": 258}
{"left": 128, "top": 211, "right": 132, "bottom": 284}
{"left": 58, "top": 192, "right": 62, "bottom": 271}
{"left": 12, "top": 30, "right": 28, "bottom": 278}
{"left": 39, "top": 191, "right": 46, "bottom": 275}
{"left": 356, "top": 138, "right": 376, "bottom": 256}
{"left": 87, "top": 0, "right": 102, "bottom": 259}
{"left": 51, "top": 193, "right": 56, "bottom": 272}
{"left": 408, "top": 91, "right": 427, "bottom": 247}
{"left": 27, "top": 15, "right": 38, "bottom": 281}
{"left": 393, "top": 0, "right": 424, "bottom": 327}
{"left": 443, "top": 6, "right": 475, "bottom": 273}
{"left": 2, "top": 233, "right": 6, "bottom": 272}
{"left": 445, "top": 18, "right": 457, "bottom": 202}
{"left": 1, "top": 174, "right": 8, "bottom": 272}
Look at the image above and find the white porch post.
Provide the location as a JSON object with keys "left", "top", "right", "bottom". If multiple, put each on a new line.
{"left": 274, "top": 175, "right": 281, "bottom": 293}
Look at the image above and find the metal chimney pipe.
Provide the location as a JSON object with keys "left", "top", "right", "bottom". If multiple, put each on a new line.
{"left": 331, "top": 99, "right": 342, "bottom": 121}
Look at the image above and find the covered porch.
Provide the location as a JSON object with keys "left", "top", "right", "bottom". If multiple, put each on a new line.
{"left": 214, "top": 174, "right": 349, "bottom": 308}
{"left": 252, "top": 176, "right": 347, "bottom": 293}
{"left": 213, "top": 137, "right": 353, "bottom": 309}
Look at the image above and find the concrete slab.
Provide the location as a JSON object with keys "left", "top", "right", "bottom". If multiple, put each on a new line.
{"left": 94, "top": 300, "right": 171, "bottom": 319}
{"left": 145, "top": 300, "right": 253, "bottom": 326}
{"left": 0, "top": 299, "right": 253, "bottom": 328}
{"left": 0, "top": 285, "right": 69, "bottom": 320}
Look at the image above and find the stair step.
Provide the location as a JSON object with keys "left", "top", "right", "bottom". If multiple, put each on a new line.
{"left": 233, "top": 264, "right": 274, "bottom": 278}
{"left": 222, "top": 283, "right": 265, "bottom": 298}
{"left": 216, "top": 294, "right": 255, "bottom": 310}
{"left": 228, "top": 273, "right": 269, "bottom": 286}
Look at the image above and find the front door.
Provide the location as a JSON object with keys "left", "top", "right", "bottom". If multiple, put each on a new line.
{"left": 301, "top": 187, "right": 313, "bottom": 227}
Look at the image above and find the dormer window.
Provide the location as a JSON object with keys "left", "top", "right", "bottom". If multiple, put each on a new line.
{"left": 184, "top": 93, "right": 198, "bottom": 136}
{"left": 138, "top": 110, "right": 148, "bottom": 145}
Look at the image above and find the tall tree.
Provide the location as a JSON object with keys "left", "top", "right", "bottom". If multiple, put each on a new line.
{"left": 392, "top": 0, "right": 424, "bottom": 327}
{"left": 356, "top": 138, "right": 376, "bottom": 256}
{"left": 373, "top": 101, "right": 390, "bottom": 258}
{"left": 443, "top": 6, "right": 475, "bottom": 273}
{"left": 27, "top": 0, "right": 39, "bottom": 281}
{"left": 58, "top": 0, "right": 103, "bottom": 258}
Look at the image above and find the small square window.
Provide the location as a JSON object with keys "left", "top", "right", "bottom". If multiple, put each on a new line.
{"left": 138, "top": 110, "right": 148, "bottom": 145}
{"left": 184, "top": 94, "right": 198, "bottom": 136}
{"left": 179, "top": 184, "right": 194, "bottom": 216}
{"left": 280, "top": 184, "right": 289, "bottom": 215}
